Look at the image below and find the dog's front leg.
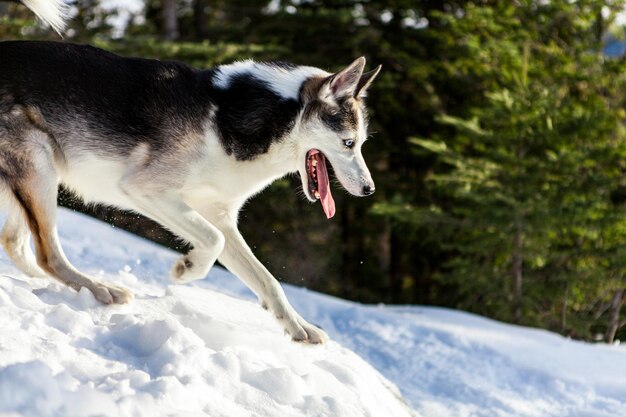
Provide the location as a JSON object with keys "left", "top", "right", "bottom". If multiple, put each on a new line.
{"left": 214, "top": 218, "right": 328, "bottom": 344}
{"left": 120, "top": 187, "right": 225, "bottom": 283}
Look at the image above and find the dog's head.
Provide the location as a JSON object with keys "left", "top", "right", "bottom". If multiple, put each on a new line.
{"left": 297, "top": 57, "right": 381, "bottom": 219}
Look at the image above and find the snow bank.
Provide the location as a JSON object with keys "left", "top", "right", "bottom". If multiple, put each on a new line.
{"left": 0, "top": 210, "right": 414, "bottom": 417}
{"left": 1, "top": 208, "right": 625, "bottom": 417}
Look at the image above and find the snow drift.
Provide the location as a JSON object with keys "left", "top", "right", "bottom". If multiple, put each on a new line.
{"left": 1, "top": 208, "right": 625, "bottom": 417}
{"left": 0, "top": 209, "right": 414, "bottom": 417}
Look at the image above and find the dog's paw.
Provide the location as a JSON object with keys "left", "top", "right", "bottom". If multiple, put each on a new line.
{"left": 261, "top": 299, "right": 328, "bottom": 344}
{"left": 292, "top": 320, "right": 328, "bottom": 344}
{"left": 170, "top": 251, "right": 213, "bottom": 284}
{"left": 92, "top": 283, "right": 133, "bottom": 305}
{"left": 280, "top": 314, "right": 328, "bottom": 344}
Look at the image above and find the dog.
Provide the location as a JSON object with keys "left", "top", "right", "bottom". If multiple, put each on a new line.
{"left": 0, "top": 0, "right": 380, "bottom": 343}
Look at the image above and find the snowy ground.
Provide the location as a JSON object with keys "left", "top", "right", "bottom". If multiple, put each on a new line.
{"left": 0, "top": 209, "right": 625, "bottom": 417}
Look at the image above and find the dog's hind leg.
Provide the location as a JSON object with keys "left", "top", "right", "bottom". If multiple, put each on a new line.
{"left": 1, "top": 209, "right": 47, "bottom": 277}
{"left": 0, "top": 127, "right": 132, "bottom": 304}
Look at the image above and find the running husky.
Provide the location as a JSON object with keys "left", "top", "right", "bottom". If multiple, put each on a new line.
{"left": 0, "top": 0, "right": 380, "bottom": 343}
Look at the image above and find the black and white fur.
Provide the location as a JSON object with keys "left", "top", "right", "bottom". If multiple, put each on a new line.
{"left": 0, "top": 1, "right": 380, "bottom": 343}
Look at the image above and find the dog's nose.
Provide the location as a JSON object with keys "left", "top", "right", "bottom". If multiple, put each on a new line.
{"left": 362, "top": 185, "right": 375, "bottom": 196}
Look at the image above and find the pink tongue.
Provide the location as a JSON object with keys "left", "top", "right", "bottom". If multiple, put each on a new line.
{"left": 315, "top": 153, "right": 336, "bottom": 219}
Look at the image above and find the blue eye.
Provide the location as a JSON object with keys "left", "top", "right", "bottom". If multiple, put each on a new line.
{"left": 343, "top": 139, "right": 355, "bottom": 149}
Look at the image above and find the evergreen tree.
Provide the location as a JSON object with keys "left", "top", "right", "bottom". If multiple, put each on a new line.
{"left": 400, "top": 1, "right": 626, "bottom": 336}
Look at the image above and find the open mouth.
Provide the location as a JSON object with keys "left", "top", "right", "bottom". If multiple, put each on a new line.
{"left": 306, "top": 149, "right": 336, "bottom": 219}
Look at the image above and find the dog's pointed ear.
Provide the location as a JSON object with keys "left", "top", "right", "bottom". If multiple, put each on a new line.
{"left": 320, "top": 57, "right": 366, "bottom": 102}
{"left": 355, "top": 65, "right": 382, "bottom": 98}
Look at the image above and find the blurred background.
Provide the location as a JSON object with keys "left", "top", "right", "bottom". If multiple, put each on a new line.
{"left": 2, "top": 0, "right": 626, "bottom": 343}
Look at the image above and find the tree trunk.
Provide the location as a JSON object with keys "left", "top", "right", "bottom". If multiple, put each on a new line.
{"left": 161, "top": 0, "right": 179, "bottom": 41}
{"left": 193, "top": 0, "right": 209, "bottom": 40}
{"left": 389, "top": 230, "right": 402, "bottom": 303}
{"left": 605, "top": 288, "right": 624, "bottom": 344}
{"left": 512, "top": 47, "right": 529, "bottom": 325}
{"left": 512, "top": 216, "right": 523, "bottom": 323}
{"left": 340, "top": 199, "right": 354, "bottom": 299}
{"left": 560, "top": 281, "right": 568, "bottom": 333}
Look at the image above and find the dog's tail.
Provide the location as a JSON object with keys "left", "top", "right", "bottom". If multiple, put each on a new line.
{"left": 19, "top": 0, "right": 68, "bottom": 35}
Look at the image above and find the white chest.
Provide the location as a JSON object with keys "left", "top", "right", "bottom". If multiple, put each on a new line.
{"left": 182, "top": 140, "right": 297, "bottom": 208}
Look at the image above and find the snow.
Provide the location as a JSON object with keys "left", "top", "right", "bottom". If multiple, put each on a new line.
{"left": 0, "top": 208, "right": 625, "bottom": 417}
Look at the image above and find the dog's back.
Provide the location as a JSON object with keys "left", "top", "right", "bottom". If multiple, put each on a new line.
{"left": 1, "top": 41, "right": 213, "bottom": 152}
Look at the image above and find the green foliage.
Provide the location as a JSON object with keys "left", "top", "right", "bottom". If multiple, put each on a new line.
{"left": 93, "top": 38, "right": 283, "bottom": 67}
{"left": 403, "top": 1, "right": 626, "bottom": 337}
